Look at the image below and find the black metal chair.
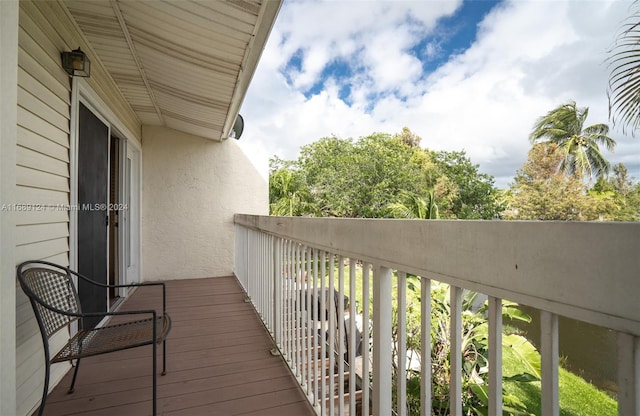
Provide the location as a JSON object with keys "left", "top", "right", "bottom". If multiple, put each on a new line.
{"left": 16, "top": 260, "right": 171, "bottom": 416}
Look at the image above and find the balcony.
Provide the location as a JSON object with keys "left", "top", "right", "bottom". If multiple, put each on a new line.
{"left": 41, "top": 215, "right": 639, "bottom": 415}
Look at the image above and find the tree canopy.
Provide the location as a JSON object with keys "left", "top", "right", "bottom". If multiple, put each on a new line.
{"left": 505, "top": 143, "right": 599, "bottom": 220}
{"left": 505, "top": 143, "right": 640, "bottom": 221}
{"left": 269, "top": 129, "right": 502, "bottom": 219}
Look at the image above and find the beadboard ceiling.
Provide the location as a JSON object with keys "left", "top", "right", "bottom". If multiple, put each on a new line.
{"left": 64, "top": 0, "right": 281, "bottom": 141}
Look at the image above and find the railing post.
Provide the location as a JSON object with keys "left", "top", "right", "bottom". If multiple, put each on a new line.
{"left": 349, "top": 258, "right": 357, "bottom": 416}
{"left": 617, "top": 332, "right": 640, "bottom": 416}
{"left": 319, "top": 251, "right": 327, "bottom": 416}
{"left": 541, "top": 310, "right": 559, "bottom": 416}
{"left": 450, "top": 285, "right": 463, "bottom": 416}
{"left": 420, "top": 277, "right": 431, "bottom": 416}
{"left": 363, "top": 263, "right": 372, "bottom": 416}
{"left": 373, "top": 266, "right": 392, "bottom": 416}
{"left": 328, "top": 254, "right": 336, "bottom": 416}
{"left": 397, "top": 272, "right": 407, "bottom": 416}
{"left": 488, "top": 296, "right": 502, "bottom": 416}
{"left": 338, "top": 256, "right": 345, "bottom": 415}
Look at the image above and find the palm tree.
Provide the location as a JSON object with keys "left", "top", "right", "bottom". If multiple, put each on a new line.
{"left": 269, "top": 168, "right": 317, "bottom": 216}
{"left": 608, "top": 2, "right": 640, "bottom": 135}
{"left": 529, "top": 101, "right": 616, "bottom": 182}
{"left": 387, "top": 190, "right": 439, "bottom": 219}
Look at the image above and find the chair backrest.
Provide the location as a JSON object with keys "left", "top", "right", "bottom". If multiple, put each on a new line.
{"left": 17, "top": 261, "right": 81, "bottom": 339}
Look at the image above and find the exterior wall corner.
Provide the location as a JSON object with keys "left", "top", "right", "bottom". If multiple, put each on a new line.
{"left": 1, "top": 1, "right": 19, "bottom": 414}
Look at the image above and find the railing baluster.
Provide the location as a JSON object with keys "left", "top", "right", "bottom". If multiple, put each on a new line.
{"left": 363, "top": 263, "right": 371, "bottom": 416}
{"left": 313, "top": 249, "right": 320, "bottom": 412}
{"left": 296, "top": 244, "right": 302, "bottom": 379}
{"left": 541, "top": 310, "right": 559, "bottom": 416}
{"left": 320, "top": 251, "right": 327, "bottom": 416}
{"left": 287, "top": 241, "right": 293, "bottom": 369}
{"left": 265, "top": 234, "right": 268, "bottom": 324}
{"left": 420, "top": 277, "right": 431, "bottom": 416}
{"left": 318, "top": 251, "right": 327, "bottom": 416}
{"left": 328, "top": 255, "right": 336, "bottom": 416}
{"left": 302, "top": 246, "right": 309, "bottom": 387}
{"left": 267, "top": 235, "right": 271, "bottom": 328}
{"left": 256, "top": 232, "right": 260, "bottom": 317}
{"left": 259, "top": 232, "right": 263, "bottom": 321}
{"left": 373, "top": 266, "right": 392, "bottom": 416}
{"left": 450, "top": 285, "right": 463, "bottom": 416}
{"left": 287, "top": 240, "right": 293, "bottom": 367}
{"left": 338, "top": 256, "right": 346, "bottom": 416}
{"left": 397, "top": 271, "right": 407, "bottom": 416}
{"left": 274, "top": 237, "right": 282, "bottom": 347}
{"left": 269, "top": 235, "right": 275, "bottom": 335}
{"left": 617, "top": 332, "right": 640, "bottom": 416}
{"left": 488, "top": 296, "right": 502, "bottom": 416}
{"left": 246, "top": 229, "right": 252, "bottom": 295}
{"left": 349, "top": 258, "right": 357, "bottom": 416}
{"left": 306, "top": 247, "right": 313, "bottom": 396}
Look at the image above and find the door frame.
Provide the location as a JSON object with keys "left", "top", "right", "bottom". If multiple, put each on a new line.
{"left": 123, "top": 145, "right": 141, "bottom": 286}
{"left": 69, "top": 79, "right": 142, "bottom": 308}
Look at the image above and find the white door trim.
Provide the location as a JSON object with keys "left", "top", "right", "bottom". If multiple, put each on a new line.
{"left": 124, "top": 145, "right": 141, "bottom": 285}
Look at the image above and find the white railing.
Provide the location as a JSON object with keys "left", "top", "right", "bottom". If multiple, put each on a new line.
{"left": 234, "top": 215, "right": 640, "bottom": 416}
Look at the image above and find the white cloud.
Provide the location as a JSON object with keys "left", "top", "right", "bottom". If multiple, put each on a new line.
{"left": 240, "top": 0, "right": 640, "bottom": 187}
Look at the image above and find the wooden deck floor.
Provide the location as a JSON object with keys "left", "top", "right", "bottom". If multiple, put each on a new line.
{"left": 40, "top": 277, "right": 316, "bottom": 416}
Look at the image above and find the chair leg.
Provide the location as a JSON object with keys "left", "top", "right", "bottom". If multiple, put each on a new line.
{"left": 162, "top": 339, "right": 167, "bottom": 376}
{"left": 38, "top": 361, "right": 51, "bottom": 416}
{"left": 68, "top": 358, "right": 81, "bottom": 394}
{"left": 152, "top": 341, "right": 157, "bottom": 416}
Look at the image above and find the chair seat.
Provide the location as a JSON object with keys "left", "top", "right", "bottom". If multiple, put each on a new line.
{"left": 52, "top": 314, "right": 171, "bottom": 363}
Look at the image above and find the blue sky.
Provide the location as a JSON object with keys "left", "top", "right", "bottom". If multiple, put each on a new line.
{"left": 239, "top": 0, "right": 639, "bottom": 188}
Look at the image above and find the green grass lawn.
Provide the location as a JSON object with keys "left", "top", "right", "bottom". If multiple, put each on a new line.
{"left": 503, "top": 344, "right": 617, "bottom": 415}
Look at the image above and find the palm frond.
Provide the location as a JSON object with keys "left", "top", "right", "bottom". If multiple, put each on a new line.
{"left": 607, "top": 2, "right": 640, "bottom": 135}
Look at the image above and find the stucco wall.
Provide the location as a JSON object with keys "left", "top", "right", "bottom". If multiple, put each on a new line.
{"left": 142, "top": 125, "right": 268, "bottom": 280}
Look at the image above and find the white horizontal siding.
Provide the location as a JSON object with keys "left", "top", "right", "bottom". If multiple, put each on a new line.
{"left": 17, "top": 126, "right": 69, "bottom": 162}
{"left": 17, "top": 107, "right": 68, "bottom": 147}
{"left": 16, "top": 2, "right": 71, "bottom": 415}
{"left": 16, "top": 166, "right": 69, "bottom": 193}
{"left": 16, "top": 146, "right": 68, "bottom": 177}
{"left": 16, "top": 223, "right": 69, "bottom": 247}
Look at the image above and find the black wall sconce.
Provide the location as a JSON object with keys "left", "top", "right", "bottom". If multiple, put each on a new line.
{"left": 61, "top": 48, "right": 91, "bottom": 77}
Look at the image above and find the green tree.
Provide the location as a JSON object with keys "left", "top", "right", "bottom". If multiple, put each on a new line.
{"left": 268, "top": 158, "right": 318, "bottom": 216}
{"left": 590, "top": 163, "right": 640, "bottom": 221}
{"left": 394, "top": 126, "right": 422, "bottom": 147}
{"left": 434, "top": 151, "right": 503, "bottom": 219}
{"left": 529, "top": 101, "right": 616, "bottom": 182}
{"left": 505, "top": 143, "right": 600, "bottom": 220}
{"left": 387, "top": 190, "right": 439, "bottom": 219}
{"left": 297, "top": 133, "right": 441, "bottom": 217}
{"left": 269, "top": 129, "right": 501, "bottom": 220}
{"left": 608, "top": 1, "right": 640, "bottom": 135}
